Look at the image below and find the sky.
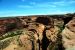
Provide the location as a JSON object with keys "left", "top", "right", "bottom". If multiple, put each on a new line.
{"left": 0, "top": 0, "right": 75, "bottom": 17}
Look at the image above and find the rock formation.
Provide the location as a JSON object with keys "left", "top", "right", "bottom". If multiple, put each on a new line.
{"left": 0, "top": 13, "right": 75, "bottom": 50}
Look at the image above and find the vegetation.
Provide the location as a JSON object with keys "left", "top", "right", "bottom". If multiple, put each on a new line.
{"left": 0, "top": 30, "right": 22, "bottom": 40}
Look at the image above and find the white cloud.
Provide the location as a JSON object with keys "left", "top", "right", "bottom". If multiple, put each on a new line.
{"left": 18, "top": 0, "right": 75, "bottom": 9}
{"left": 51, "top": 1, "right": 66, "bottom": 6}
{"left": 51, "top": 0, "right": 75, "bottom": 6}
{"left": 53, "top": 1, "right": 64, "bottom": 4}
{"left": 30, "top": 1, "right": 66, "bottom": 8}
{"left": 36, "top": 4, "right": 56, "bottom": 8}
{"left": 18, "top": 5, "right": 32, "bottom": 8}
{"left": 31, "top": 2, "right": 57, "bottom": 8}
{"left": 18, "top": 2, "right": 57, "bottom": 8}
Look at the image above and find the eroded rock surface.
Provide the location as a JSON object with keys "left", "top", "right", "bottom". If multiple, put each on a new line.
{"left": 0, "top": 14, "right": 75, "bottom": 50}
{"left": 62, "top": 17, "right": 75, "bottom": 50}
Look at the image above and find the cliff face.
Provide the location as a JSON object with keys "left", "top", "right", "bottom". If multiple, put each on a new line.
{"left": 0, "top": 14, "right": 75, "bottom": 50}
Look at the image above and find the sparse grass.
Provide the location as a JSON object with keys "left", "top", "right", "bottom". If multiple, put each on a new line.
{"left": 0, "top": 30, "right": 22, "bottom": 40}
{"left": 0, "top": 37, "right": 13, "bottom": 49}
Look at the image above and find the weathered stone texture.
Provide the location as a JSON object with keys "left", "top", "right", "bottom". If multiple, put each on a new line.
{"left": 0, "top": 14, "right": 75, "bottom": 50}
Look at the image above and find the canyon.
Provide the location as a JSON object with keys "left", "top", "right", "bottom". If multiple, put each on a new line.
{"left": 0, "top": 13, "right": 75, "bottom": 50}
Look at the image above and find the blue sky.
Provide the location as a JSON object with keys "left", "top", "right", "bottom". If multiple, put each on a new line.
{"left": 0, "top": 0, "right": 75, "bottom": 17}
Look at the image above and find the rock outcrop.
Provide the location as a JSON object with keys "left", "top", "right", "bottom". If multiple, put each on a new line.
{"left": 62, "top": 17, "right": 75, "bottom": 50}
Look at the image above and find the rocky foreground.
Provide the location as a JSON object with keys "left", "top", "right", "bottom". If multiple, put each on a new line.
{"left": 0, "top": 13, "right": 75, "bottom": 50}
